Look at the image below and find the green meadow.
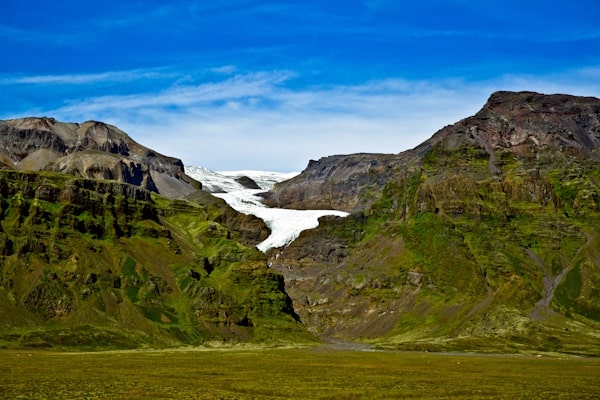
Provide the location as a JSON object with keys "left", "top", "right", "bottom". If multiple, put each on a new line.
{"left": 1, "top": 346, "right": 598, "bottom": 399}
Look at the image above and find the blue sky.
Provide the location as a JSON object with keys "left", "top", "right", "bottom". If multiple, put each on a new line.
{"left": 1, "top": 1, "right": 599, "bottom": 171}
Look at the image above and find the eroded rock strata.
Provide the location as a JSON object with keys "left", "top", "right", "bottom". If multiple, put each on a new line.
{"left": 0, "top": 118, "right": 201, "bottom": 199}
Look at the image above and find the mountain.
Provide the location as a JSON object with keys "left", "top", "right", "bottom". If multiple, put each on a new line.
{"left": 2, "top": 91, "right": 599, "bottom": 354}
{"left": 265, "top": 91, "right": 600, "bottom": 354}
{"left": 264, "top": 91, "right": 600, "bottom": 212}
{"left": 0, "top": 117, "right": 201, "bottom": 199}
{"left": 0, "top": 124, "right": 311, "bottom": 350}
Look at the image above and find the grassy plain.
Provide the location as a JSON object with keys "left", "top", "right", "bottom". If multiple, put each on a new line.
{"left": 1, "top": 346, "right": 599, "bottom": 399}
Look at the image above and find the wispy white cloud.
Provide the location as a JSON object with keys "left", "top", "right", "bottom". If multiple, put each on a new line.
{"left": 46, "top": 70, "right": 295, "bottom": 118}
{"left": 207, "top": 65, "right": 238, "bottom": 75}
{"left": 374, "top": 24, "right": 600, "bottom": 43}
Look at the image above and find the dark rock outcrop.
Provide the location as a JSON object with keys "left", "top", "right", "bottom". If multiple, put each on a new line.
{"left": 0, "top": 118, "right": 201, "bottom": 199}
{"left": 235, "top": 176, "right": 261, "bottom": 189}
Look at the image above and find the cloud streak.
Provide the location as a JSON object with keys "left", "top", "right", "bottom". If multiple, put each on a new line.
{"left": 45, "top": 70, "right": 295, "bottom": 118}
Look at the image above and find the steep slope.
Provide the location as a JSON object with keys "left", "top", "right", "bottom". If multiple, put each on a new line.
{"left": 0, "top": 170, "right": 310, "bottom": 349}
{"left": 268, "top": 91, "right": 600, "bottom": 354}
{"left": 0, "top": 118, "right": 201, "bottom": 199}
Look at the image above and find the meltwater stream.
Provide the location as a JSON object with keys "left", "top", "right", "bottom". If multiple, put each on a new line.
{"left": 186, "top": 167, "right": 349, "bottom": 252}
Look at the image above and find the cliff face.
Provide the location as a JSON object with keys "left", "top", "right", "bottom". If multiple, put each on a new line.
{"left": 0, "top": 170, "right": 307, "bottom": 349}
{"left": 267, "top": 91, "right": 600, "bottom": 354}
{"left": 0, "top": 118, "right": 201, "bottom": 199}
{"left": 261, "top": 153, "right": 404, "bottom": 211}
{"left": 420, "top": 90, "right": 600, "bottom": 169}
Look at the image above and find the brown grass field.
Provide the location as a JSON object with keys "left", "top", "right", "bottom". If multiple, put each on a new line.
{"left": 1, "top": 346, "right": 599, "bottom": 399}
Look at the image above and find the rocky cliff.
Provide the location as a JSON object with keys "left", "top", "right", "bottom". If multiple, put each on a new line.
{"left": 0, "top": 170, "right": 308, "bottom": 349}
{"left": 267, "top": 91, "right": 600, "bottom": 354}
{"left": 0, "top": 118, "right": 201, "bottom": 199}
{"left": 261, "top": 153, "right": 404, "bottom": 211}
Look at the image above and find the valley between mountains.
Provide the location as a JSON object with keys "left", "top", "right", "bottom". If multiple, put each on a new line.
{"left": 0, "top": 90, "right": 599, "bottom": 355}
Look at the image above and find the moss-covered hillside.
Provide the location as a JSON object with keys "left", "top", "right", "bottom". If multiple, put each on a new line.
{"left": 269, "top": 91, "right": 600, "bottom": 355}
{"left": 0, "top": 170, "right": 310, "bottom": 350}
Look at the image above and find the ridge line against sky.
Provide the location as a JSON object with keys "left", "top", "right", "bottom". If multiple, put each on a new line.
{"left": 1, "top": 0, "right": 599, "bottom": 171}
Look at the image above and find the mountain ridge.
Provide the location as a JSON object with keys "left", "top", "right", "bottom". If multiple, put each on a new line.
{"left": 0, "top": 117, "right": 201, "bottom": 199}
{"left": 264, "top": 91, "right": 600, "bottom": 212}
{"left": 1, "top": 90, "right": 599, "bottom": 354}
{"left": 0, "top": 119, "right": 312, "bottom": 349}
{"left": 265, "top": 91, "right": 600, "bottom": 354}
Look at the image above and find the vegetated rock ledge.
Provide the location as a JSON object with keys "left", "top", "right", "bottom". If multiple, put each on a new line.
{"left": 0, "top": 170, "right": 153, "bottom": 204}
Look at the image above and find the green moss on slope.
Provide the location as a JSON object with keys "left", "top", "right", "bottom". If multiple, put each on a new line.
{"left": 0, "top": 170, "right": 312, "bottom": 350}
{"left": 278, "top": 144, "right": 600, "bottom": 354}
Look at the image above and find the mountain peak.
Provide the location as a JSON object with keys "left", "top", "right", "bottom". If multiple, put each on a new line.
{"left": 484, "top": 90, "right": 600, "bottom": 111}
{"left": 264, "top": 91, "right": 600, "bottom": 351}
{"left": 0, "top": 117, "right": 201, "bottom": 199}
{"left": 266, "top": 91, "right": 600, "bottom": 212}
{"left": 468, "top": 90, "right": 600, "bottom": 154}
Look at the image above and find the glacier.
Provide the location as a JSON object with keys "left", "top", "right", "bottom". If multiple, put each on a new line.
{"left": 185, "top": 167, "right": 349, "bottom": 252}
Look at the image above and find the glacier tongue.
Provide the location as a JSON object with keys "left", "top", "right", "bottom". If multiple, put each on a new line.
{"left": 215, "top": 189, "right": 349, "bottom": 252}
{"left": 185, "top": 167, "right": 349, "bottom": 252}
{"left": 185, "top": 166, "right": 299, "bottom": 192}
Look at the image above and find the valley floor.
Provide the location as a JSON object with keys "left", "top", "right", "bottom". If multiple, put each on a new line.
{"left": 1, "top": 347, "right": 599, "bottom": 399}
